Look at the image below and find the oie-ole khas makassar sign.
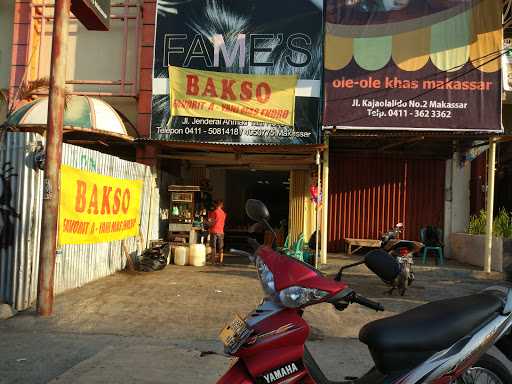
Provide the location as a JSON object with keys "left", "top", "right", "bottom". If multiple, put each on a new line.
{"left": 58, "top": 165, "right": 143, "bottom": 245}
{"left": 151, "top": 0, "right": 323, "bottom": 145}
{"left": 323, "top": 0, "right": 503, "bottom": 132}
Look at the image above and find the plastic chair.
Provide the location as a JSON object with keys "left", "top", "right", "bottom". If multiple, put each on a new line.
{"left": 419, "top": 227, "right": 444, "bottom": 265}
{"left": 292, "top": 234, "right": 305, "bottom": 262}
{"left": 302, "top": 249, "right": 315, "bottom": 265}
{"left": 284, "top": 233, "right": 305, "bottom": 262}
{"left": 277, "top": 234, "right": 291, "bottom": 254}
{"left": 282, "top": 235, "right": 291, "bottom": 250}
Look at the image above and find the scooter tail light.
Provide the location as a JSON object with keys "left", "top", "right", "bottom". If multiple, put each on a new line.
{"left": 399, "top": 248, "right": 408, "bottom": 256}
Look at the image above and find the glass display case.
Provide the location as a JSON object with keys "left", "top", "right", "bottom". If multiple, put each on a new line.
{"left": 168, "top": 185, "right": 205, "bottom": 244}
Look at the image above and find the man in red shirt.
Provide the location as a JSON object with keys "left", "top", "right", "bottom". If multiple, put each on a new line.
{"left": 208, "top": 200, "right": 226, "bottom": 264}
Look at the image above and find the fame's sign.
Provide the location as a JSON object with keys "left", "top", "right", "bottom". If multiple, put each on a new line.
{"left": 151, "top": 0, "right": 324, "bottom": 145}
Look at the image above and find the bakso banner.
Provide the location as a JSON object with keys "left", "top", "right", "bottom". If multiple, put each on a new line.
{"left": 58, "top": 165, "right": 143, "bottom": 245}
{"left": 324, "top": 0, "right": 503, "bottom": 132}
{"left": 169, "top": 66, "right": 297, "bottom": 126}
{"left": 151, "top": 0, "right": 323, "bottom": 144}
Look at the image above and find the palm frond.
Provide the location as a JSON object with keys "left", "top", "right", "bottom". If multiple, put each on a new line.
{"left": 17, "top": 77, "right": 50, "bottom": 101}
{"left": 12, "top": 77, "right": 72, "bottom": 112}
{"left": 0, "top": 89, "right": 8, "bottom": 107}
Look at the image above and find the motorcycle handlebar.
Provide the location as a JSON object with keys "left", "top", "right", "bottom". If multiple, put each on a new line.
{"left": 247, "top": 238, "right": 260, "bottom": 252}
{"left": 350, "top": 293, "right": 384, "bottom": 312}
{"left": 229, "top": 249, "right": 253, "bottom": 259}
{"left": 328, "top": 290, "right": 385, "bottom": 312}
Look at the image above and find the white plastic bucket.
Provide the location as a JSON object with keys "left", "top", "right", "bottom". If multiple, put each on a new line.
{"left": 174, "top": 246, "right": 189, "bottom": 266}
{"left": 189, "top": 244, "right": 206, "bottom": 267}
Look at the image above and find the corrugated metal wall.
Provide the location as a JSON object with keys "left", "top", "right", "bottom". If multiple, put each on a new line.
{"left": 328, "top": 155, "right": 445, "bottom": 252}
{"left": 0, "top": 133, "right": 44, "bottom": 310}
{"left": 0, "top": 132, "right": 158, "bottom": 310}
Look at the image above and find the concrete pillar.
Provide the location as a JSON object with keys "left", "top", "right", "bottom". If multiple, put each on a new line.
{"left": 484, "top": 138, "right": 497, "bottom": 273}
{"left": 321, "top": 136, "right": 329, "bottom": 264}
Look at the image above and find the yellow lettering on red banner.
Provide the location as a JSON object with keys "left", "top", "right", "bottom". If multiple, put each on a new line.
{"left": 59, "top": 165, "right": 143, "bottom": 245}
{"left": 169, "top": 66, "right": 297, "bottom": 126}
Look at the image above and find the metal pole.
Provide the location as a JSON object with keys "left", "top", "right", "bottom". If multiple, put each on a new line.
{"left": 37, "top": 0, "right": 70, "bottom": 316}
{"left": 321, "top": 135, "right": 329, "bottom": 264}
{"left": 484, "top": 137, "right": 497, "bottom": 273}
{"left": 315, "top": 150, "right": 321, "bottom": 269}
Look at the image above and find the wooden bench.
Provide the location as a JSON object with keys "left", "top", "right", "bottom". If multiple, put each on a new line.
{"left": 344, "top": 238, "right": 382, "bottom": 255}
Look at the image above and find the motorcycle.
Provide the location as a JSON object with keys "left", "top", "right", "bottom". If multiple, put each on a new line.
{"left": 217, "top": 199, "right": 512, "bottom": 384}
{"left": 336, "top": 223, "right": 423, "bottom": 296}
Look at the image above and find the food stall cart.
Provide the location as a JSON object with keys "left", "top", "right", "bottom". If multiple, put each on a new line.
{"left": 168, "top": 185, "right": 208, "bottom": 245}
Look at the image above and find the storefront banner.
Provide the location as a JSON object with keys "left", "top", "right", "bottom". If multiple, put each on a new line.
{"left": 169, "top": 66, "right": 296, "bottom": 126}
{"left": 324, "top": 0, "right": 503, "bottom": 132}
{"left": 152, "top": 0, "right": 323, "bottom": 144}
{"left": 59, "top": 165, "right": 143, "bottom": 245}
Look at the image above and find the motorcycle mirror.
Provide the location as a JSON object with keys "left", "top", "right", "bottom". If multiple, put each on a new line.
{"left": 245, "top": 199, "right": 277, "bottom": 247}
{"left": 245, "top": 199, "right": 270, "bottom": 223}
{"left": 365, "top": 250, "right": 400, "bottom": 284}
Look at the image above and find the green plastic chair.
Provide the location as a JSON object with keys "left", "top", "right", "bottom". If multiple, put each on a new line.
{"left": 283, "top": 233, "right": 305, "bottom": 262}
{"left": 420, "top": 227, "right": 444, "bottom": 265}
{"left": 282, "top": 235, "right": 291, "bottom": 250}
{"left": 302, "top": 249, "right": 314, "bottom": 265}
{"left": 292, "top": 235, "right": 305, "bottom": 262}
{"left": 277, "top": 234, "right": 291, "bottom": 253}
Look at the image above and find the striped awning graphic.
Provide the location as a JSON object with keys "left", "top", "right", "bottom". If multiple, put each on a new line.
{"left": 325, "top": 0, "right": 502, "bottom": 73}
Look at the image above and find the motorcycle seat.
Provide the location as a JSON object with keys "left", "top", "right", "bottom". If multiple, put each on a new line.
{"left": 359, "top": 293, "right": 503, "bottom": 374}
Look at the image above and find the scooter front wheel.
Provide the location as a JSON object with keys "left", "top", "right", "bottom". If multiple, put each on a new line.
{"left": 454, "top": 353, "right": 512, "bottom": 384}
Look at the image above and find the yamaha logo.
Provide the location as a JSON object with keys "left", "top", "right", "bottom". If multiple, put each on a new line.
{"left": 256, "top": 361, "right": 304, "bottom": 384}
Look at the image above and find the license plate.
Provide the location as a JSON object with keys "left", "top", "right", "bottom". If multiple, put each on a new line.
{"left": 219, "top": 314, "right": 253, "bottom": 354}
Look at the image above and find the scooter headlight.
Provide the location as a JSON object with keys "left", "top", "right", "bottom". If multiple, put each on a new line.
{"left": 256, "top": 257, "right": 276, "bottom": 296}
{"left": 278, "top": 286, "right": 329, "bottom": 308}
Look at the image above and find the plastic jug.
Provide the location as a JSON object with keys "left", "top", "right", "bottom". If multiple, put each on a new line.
{"left": 170, "top": 245, "right": 178, "bottom": 264}
{"left": 189, "top": 244, "right": 206, "bottom": 267}
{"left": 174, "top": 246, "right": 189, "bottom": 266}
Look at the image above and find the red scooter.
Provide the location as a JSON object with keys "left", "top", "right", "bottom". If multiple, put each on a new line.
{"left": 217, "top": 199, "right": 512, "bottom": 384}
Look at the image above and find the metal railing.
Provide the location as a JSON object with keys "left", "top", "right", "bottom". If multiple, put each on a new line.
{"left": 30, "top": 1, "right": 141, "bottom": 97}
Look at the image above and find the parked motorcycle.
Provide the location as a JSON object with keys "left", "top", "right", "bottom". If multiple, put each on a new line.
{"left": 336, "top": 223, "right": 423, "bottom": 296}
{"left": 217, "top": 199, "right": 512, "bottom": 384}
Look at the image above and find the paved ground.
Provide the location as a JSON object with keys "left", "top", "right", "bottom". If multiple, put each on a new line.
{"left": 0, "top": 254, "right": 507, "bottom": 383}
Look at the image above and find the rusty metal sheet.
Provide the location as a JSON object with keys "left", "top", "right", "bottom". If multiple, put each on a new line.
{"left": 0, "top": 132, "right": 158, "bottom": 310}
{"left": 328, "top": 154, "right": 445, "bottom": 252}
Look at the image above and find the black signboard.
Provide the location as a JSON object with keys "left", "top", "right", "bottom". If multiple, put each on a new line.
{"left": 151, "top": 0, "right": 324, "bottom": 145}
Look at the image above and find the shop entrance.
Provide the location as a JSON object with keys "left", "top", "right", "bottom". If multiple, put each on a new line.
{"left": 157, "top": 144, "right": 321, "bottom": 264}
{"left": 205, "top": 168, "right": 290, "bottom": 252}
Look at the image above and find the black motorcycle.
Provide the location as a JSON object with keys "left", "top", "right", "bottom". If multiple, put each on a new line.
{"left": 336, "top": 223, "right": 423, "bottom": 295}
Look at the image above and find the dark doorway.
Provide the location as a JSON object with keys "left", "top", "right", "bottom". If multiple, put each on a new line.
{"left": 219, "top": 170, "right": 289, "bottom": 252}
{"left": 224, "top": 170, "right": 289, "bottom": 229}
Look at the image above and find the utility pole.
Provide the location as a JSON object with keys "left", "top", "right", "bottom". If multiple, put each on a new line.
{"left": 37, "top": 0, "right": 71, "bottom": 316}
{"left": 484, "top": 137, "right": 497, "bottom": 274}
{"left": 321, "top": 135, "right": 329, "bottom": 265}
{"left": 315, "top": 150, "right": 321, "bottom": 269}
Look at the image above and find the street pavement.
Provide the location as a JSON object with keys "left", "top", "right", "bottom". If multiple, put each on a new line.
{"left": 0, "top": 254, "right": 506, "bottom": 383}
